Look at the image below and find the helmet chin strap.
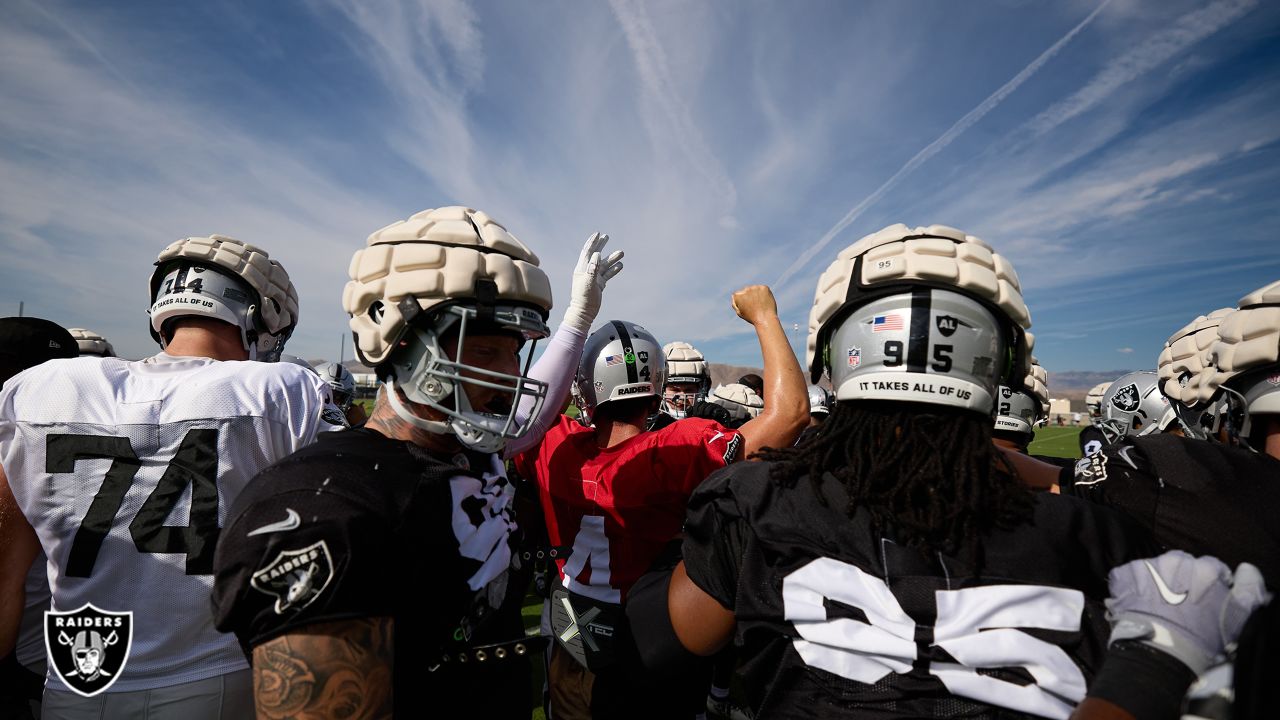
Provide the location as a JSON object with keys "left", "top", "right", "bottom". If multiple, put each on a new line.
{"left": 384, "top": 379, "right": 506, "bottom": 453}
{"left": 386, "top": 379, "right": 452, "bottom": 434}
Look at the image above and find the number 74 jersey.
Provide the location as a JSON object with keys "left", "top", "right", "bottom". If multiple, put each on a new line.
{"left": 0, "top": 354, "right": 337, "bottom": 693}
{"left": 680, "top": 462, "right": 1159, "bottom": 720}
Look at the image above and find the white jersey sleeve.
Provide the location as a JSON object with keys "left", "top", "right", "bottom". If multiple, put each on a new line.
{"left": 0, "top": 354, "right": 331, "bottom": 693}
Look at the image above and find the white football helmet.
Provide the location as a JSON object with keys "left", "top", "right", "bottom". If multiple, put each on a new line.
{"left": 1157, "top": 308, "right": 1232, "bottom": 440}
{"left": 807, "top": 224, "right": 1032, "bottom": 415}
{"left": 661, "top": 341, "right": 710, "bottom": 419}
{"left": 67, "top": 328, "right": 115, "bottom": 357}
{"left": 313, "top": 361, "right": 357, "bottom": 411}
{"left": 343, "top": 206, "right": 553, "bottom": 452}
{"left": 572, "top": 320, "right": 666, "bottom": 426}
{"left": 148, "top": 234, "right": 299, "bottom": 362}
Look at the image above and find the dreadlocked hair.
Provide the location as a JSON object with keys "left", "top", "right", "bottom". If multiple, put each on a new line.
{"left": 756, "top": 400, "right": 1034, "bottom": 558}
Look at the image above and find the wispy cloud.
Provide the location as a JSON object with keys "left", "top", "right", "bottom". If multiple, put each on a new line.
{"left": 1117, "top": 347, "right": 1135, "bottom": 354}
{"left": 1026, "top": 0, "right": 1259, "bottom": 137}
{"left": 771, "top": 0, "right": 1114, "bottom": 290}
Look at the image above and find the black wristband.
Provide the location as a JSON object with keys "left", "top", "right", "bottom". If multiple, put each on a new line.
{"left": 1087, "top": 641, "right": 1196, "bottom": 719}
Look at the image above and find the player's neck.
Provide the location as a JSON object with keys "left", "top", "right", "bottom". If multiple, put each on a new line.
{"left": 1263, "top": 420, "right": 1280, "bottom": 461}
{"left": 163, "top": 324, "right": 248, "bottom": 361}
{"left": 365, "top": 391, "right": 464, "bottom": 455}
{"left": 594, "top": 417, "right": 645, "bottom": 449}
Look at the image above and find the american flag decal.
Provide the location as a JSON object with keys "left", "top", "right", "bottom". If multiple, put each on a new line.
{"left": 604, "top": 354, "right": 623, "bottom": 367}
{"left": 872, "top": 314, "right": 904, "bottom": 332}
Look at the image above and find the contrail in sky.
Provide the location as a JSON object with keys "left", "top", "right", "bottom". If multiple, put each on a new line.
{"left": 773, "top": 0, "right": 1114, "bottom": 289}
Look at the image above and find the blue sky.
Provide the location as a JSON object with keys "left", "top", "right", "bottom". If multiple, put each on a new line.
{"left": 2, "top": 0, "right": 1278, "bottom": 379}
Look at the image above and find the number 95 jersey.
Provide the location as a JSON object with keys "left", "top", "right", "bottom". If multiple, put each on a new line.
{"left": 0, "top": 354, "right": 336, "bottom": 693}
{"left": 681, "top": 461, "right": 1158, "bottom": 720}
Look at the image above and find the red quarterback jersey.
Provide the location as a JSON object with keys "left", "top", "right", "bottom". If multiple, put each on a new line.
{"left": 514, "top": 414, "right": 742, "bottom": 603}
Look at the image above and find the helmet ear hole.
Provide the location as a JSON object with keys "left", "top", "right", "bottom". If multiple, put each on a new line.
{"left": 368, "top": 301, "right": 385, "bottom": 324}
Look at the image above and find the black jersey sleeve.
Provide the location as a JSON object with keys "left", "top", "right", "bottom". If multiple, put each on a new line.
{"left": 212, "top": 457, "right": 406, "bottom": 649}
{"left": 1064, "top": 439, "right": 1161, "bottom": 534}
{"left": 681, "top": 462, "right": 763, "bottom": 609}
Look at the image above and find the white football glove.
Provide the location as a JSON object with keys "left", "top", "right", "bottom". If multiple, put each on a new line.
{"left": 1106, "top": 550, "right": 1271, "bottom": 675}
{"left": 561, "top": 232, "right": 624, "bottom": 335}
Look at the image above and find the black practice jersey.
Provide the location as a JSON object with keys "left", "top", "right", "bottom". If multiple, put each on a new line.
{"left": 1064, "top": 433, "right": 1280, "bottom": 588}
{"left": 682, "top": 461, "right": 1157, "bottom": 720}
{"left": 212, "top": 428, "right": 531, "bottom": 718}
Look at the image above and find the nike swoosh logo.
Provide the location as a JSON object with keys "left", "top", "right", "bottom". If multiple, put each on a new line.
{"left": 247, "top": 508, "right": 301, "bottom": 537}
{"left": 1144, "top": 560, "right": 1187, "bottom": 605}
{"left": 709, "top": 431, "right": 724, "bottom": 444}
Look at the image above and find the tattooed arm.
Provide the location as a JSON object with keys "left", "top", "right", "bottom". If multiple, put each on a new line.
{"left": 252, "top": 617, "right": 394, "bottom": 720}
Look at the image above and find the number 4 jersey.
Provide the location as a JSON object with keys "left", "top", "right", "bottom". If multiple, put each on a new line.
{"left": 681, "top": 461, "right": 1158, "bottom": 720}
{"left": 0, "top": 353, "right": 337, "bottom": 693}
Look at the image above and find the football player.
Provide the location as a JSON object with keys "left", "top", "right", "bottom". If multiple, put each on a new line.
{"left": 67, "top": 328, "right": 117, "bottom": 358}
{"left": 992, "top": 359, "right": 1073, "bottom": 467}
{"left": 513, "top": 286, "right": 808, "bottom": 719}
{"left": 312, "top": 360, "right": 365, "bottom": 427}
{"left": 1061, "top": 284, "right": 1280, "bottom": 588}
{"left": 212, "top": 208, "right": 623, "bottom": 719}
{"left": 0, "top": 318, "right": 77, "bottom": 720}
{"left": 1093, "top": 371, "right": 1174, "bottom": 444}
{"left": 661, "top": 341, "right": 711, "bottom": 421}
{"left": 0, "top": 235, "right": 336, "bottom": 718}
{"left": 1079, "top": 381, "right": 1111, "bottom": 457}
{"left": 629, "top": 224, "right": 1166, "bottom": 719}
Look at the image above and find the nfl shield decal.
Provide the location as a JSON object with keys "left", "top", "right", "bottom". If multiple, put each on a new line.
{"left": 1110, "top": 383, "right": 1141, "bottom": 412}
{"left": 251, "top": 540, "right": 335, "bottom": 614}
{"left": 45, "top": 603, "right": 133, "bottom": 697}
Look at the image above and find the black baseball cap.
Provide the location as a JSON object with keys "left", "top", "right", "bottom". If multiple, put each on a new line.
{"left": 0, "top": 317, "right": 79, "bottom": 382}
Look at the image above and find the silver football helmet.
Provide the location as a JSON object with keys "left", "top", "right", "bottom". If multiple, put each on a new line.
{"left": 807, "top": 224, "right": 1032, "bottom": 415}
{"left": 149, "top": 234, "right": 298, "bottom": 362}
{"left": 572, "top": 320, "right": 666, "bottom": 426}
{"left": 807, "top": 384, "right": 831, "bottom": 417}
{"left": 344, "top": 206, "right": 553, "bottom": 453}
{"left": 1098, "top": 371, "right": 1172, "bottom": 443}
{"left": 313, "top": 361, "right": 357, "bottom": 411}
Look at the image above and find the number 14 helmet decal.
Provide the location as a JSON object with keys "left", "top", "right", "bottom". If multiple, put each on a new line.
{"left": 807, "top": 224, "right": 1033, "bottom": 414}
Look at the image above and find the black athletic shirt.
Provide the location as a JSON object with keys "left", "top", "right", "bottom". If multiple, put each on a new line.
{"left": 682, "top": 461, "right": 1157, "bottom": 720}
{"left": 212, "top": 428, "right": 531, "bottom": 718}
{"left": 1063, "top": 433, "right": 1280, "bottom": 588}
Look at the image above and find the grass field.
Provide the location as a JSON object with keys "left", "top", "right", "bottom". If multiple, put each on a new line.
{"left": 1027, "top": 425, "right": 1084, "bottom": 459}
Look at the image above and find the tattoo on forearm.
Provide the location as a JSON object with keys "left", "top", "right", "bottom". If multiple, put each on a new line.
{"left": 253, "top": 617, "right": 394, "bottom": 720}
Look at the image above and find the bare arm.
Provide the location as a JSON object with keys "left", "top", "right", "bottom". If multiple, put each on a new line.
{"left": 732, "top": 286, "right": 809, "bottom": 459}
{"left": 667, "top": 561, "right": 735, "bottom": 656}
{"left": 251, "top": 617, "right": 394, "bottom": 720}
{"left": 0, "top": 463, "right": 39, "bottom": 657}
{"left": 996, "top": 445, "right": 1063, "bottom": 491}
{"left": 1069, "top": 698, "right": 1135, "bottom": 720}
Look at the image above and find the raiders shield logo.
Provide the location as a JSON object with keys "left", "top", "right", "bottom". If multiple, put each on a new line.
{"left": 1110, "top": 383, "right": 1141, "bottom": 413}
{"left": 1000, "top": 386, "right": 1014, "bottom": 400}
{"left": 936, "top": 315, "right": 960, "bottom": 337}
{"left": 251, "top": 540, "right": 335, "bottom": 614}
{"left": 45, "top": 604, "right": 133, "bottom": 697}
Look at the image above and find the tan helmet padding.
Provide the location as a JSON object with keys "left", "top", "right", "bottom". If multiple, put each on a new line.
{"left": 342, "top": 207, "right": 553, "bottom": 365}
{"left": 1194, "top": 280, "right": 1280, "bottom": 404}
{"left": 67, "top": 328, "right": 115, "bottom": 357}
{"left": 1157, "top": 308, "right": 1231, "bottom": 404}
{"left": 664, "top": 340, "right": 708, "bottom": 379}
{"left": 807, "top": 223, "right": 1032, "bottom": 377}
{"left": 154, "top": 234, "right": 299, "bottom": 335}
{"left": 1026, "top": 357, "right": 1049, "bottom": 412}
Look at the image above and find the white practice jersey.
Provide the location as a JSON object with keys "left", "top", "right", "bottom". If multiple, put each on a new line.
{"left": 0, "top": 353, "right": 339, "bottom": 693}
